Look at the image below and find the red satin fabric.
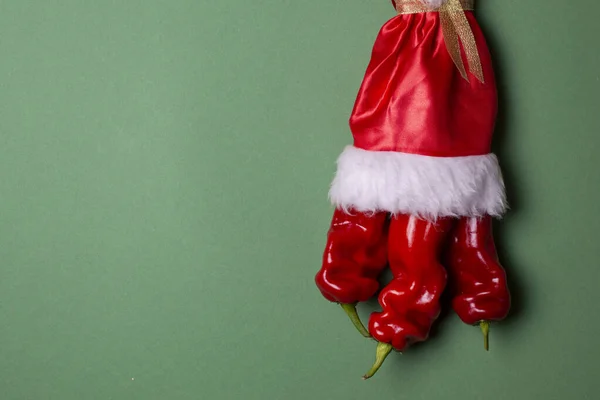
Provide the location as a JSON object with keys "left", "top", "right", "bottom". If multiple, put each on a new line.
{"left": 350, "top": 11, "right": 497, "bottom": 157}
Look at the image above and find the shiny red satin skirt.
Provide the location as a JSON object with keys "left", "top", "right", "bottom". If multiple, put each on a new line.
{"left": 349, "top": 11, "right": 497, "bottom": 157}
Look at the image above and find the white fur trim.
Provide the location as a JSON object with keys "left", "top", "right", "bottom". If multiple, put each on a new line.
{"left": 329, "top": 146, "right": 507, "bottom": 220}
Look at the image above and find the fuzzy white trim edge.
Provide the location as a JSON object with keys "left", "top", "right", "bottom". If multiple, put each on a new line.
{"left": 329, "top": 146, "right": 508, "bottom": 220}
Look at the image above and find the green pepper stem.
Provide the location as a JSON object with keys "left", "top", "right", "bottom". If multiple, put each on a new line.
{"left": 340, "top": 303, "right": 370, "bottom": 338}
{"left": 480, "top": 321, "right": 490, "bottom": 351}
{"left": 362, "top": 342, "right": 393, "bottom": 380}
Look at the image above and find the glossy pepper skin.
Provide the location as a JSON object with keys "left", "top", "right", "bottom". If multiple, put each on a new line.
{"left": 368, "top": 214, "right": 454, "bottom": 351}
{"left": 315, "top": 209, "right": 389, "bottom": 304}
{"left": 446, "top": 216, "right": 511, "bottom": 325}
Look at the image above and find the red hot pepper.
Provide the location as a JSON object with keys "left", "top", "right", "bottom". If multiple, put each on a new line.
{"left": 363, "top": 214, "right": 454, "bottom": 379}
{"left": 315, "top": 208, "right": 389, "bottom": 337}
{"left": 446, "top": 216, "right": 511, "bottom": 349}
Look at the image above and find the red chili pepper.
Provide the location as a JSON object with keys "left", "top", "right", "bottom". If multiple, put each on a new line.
{"left": 315, "top": 208, "right": 389, "bottom": 337}
{"left": 446, "top": 216, "right": 511, "bottom": 350}
{"left": 363, "top": 214, "right": 454, "bottom": 379}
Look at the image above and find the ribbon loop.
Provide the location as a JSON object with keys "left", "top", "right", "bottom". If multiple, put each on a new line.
{"left": 395, "top": 0, "right": 484, "bottom": 83}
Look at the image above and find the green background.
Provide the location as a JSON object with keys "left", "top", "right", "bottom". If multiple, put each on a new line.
{"left": 1, "top": 0, "right": 598, "bottom": 399}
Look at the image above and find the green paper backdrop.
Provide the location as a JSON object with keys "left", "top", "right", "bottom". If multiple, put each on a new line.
{"left": 1, "top": 1, "right": 599, "bottom": 399}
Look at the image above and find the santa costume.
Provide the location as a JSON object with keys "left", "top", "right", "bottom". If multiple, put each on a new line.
{"left": 315, "top": 0, "right": 511, "bottom": 378}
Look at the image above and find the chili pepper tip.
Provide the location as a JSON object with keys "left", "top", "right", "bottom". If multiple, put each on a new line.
{"left": 340, "top": 303, "right": 371, "bottom": 338}
{"left": 362, "top": 342, "right": 393, "bottom": 380}
{"left": 480, "top": 321, "right": 490, "bottom": 351}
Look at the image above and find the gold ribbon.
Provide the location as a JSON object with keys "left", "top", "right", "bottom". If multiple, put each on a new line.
{"left": 395, "top": 0, "right": 484, "bottom": 83}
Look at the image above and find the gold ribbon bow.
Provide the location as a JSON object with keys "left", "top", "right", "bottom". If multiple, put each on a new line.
{"left": 396, "top": 0, "right": 484, "bottom": 83}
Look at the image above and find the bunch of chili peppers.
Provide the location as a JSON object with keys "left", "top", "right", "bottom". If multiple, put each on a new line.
{"left": 315, "top": 210, "right": 510, "bottom": 379}
{"left": 315, "top": 0, "right": 510, "bottom": 379}
{"left": 313, "top": 0, "right": 511, "bottom": 379}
